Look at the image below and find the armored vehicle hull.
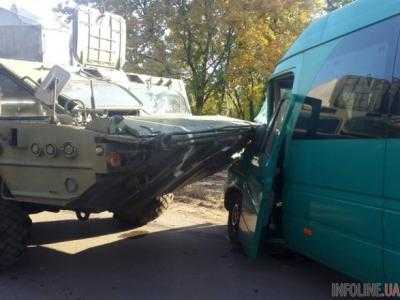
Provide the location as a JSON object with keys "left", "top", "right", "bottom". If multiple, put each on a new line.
{"left": 0, "top": 58, "right": 256, "bottom": 268}
{"left": 0, "top": 6, "right": 256, "bottom": 268}
{"left": 71, "top": 116, "right": 254, "bottom": 213}
{"left": 0, "top": 115, "right": 254, "bottom": 214}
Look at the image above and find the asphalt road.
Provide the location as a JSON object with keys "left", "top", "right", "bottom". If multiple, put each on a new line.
{"left": 0, "top": 206, "right": 348, "bottom": 300}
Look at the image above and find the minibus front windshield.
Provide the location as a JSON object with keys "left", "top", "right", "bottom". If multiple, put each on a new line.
{"left": 254, "top": 101, "right": 269, "bottom": 124}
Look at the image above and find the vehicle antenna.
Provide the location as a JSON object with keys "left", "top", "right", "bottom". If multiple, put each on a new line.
{"left": 90, "top": 79, "right": 96, "bottom": 110}
{"left": 51, "top": 78, "right": 58, "bottom": 124}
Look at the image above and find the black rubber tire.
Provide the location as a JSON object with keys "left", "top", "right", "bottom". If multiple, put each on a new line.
{"left": 227, "top": 193, "right": 242, "bottom": 243}
{"left": 0, "top": 200, "right": 32, "bottom": 269}
{"left": 113, "top": 194, "right": 173, "bottom": 227}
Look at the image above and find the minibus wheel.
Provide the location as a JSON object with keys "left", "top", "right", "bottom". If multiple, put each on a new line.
{"left": 227, "top": 193, "right": 242, "bottom": 243}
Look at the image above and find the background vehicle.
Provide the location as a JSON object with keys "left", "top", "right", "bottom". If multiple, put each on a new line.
{"left": 0, "top": 5, "right": 191, "bottom": 116}
{"left": 224, "top": 0, "right": 400, "bottom": 282}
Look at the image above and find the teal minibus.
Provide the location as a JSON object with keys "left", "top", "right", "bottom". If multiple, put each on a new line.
{"left": 224, "top": 0, "right": 400, "bottom": 282}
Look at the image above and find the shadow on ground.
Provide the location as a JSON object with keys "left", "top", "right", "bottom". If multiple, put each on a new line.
{"left": 0, "top": 216, "right": 348, "bottom": 300}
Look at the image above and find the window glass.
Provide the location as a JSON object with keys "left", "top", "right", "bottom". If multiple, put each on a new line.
{"left": 272, "top": 76, "right": 293, "bottom": 111}
{"left": 133, "top": 88, "right": 191, "bottom": 115}
{"left": 63, "top": 80, "right": 141, "bottom": 109}
{"left": 265, "top": 98, "right": 290, "bottom": 155}
{"left": 0, "top": 72, "right": 46, "bottom": 117}
{"left": 262, "top": 74, "right": 294, "bottom": 154}
{"left": 0, "top": 73, "right": 31, "bottom": 98}
{"left": 388, "top": 27, "right": 400, "bottom": 138}
{"left": 386, "top": 78, "right": 400, "bottom": 138}
{"left": 254, "top": 100, "right": 269, "bottom": 124}
{"left": 255, "top": 74, "right": 293, "bottom": 124}
{"left": 152, "top": 92, "right": 190, "bottom": 114}
{"left": 294, "top": 16, "right": 399, "bottom": 139}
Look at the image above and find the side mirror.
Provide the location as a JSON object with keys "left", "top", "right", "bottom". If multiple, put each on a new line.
{"left": 35, "top": 65, "right": 70, "bottom": 106}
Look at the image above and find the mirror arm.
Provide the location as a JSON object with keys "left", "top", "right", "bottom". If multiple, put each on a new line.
{"left": 50, "top": 79, "right": 58, "bottom": 124}
{"left": 89, "top": 80, "right": 97, "bottom": 120}
{"left": 73, "top": 99, "right": 88, "bottom": 124}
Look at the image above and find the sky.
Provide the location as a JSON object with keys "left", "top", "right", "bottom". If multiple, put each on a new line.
{"left": 0, "top": 0, "right": 65, "bottom": 20}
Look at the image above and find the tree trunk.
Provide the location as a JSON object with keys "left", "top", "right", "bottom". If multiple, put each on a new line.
{"left": 195, "top": 94, "right": 205, "bottom": 114}
{"left": 248, "top": 98, "right": 255, "bottom": 121}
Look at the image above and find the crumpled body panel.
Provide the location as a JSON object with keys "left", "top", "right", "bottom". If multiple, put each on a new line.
{"left": 71, "top": 115, "right": 257, "bottom": 212}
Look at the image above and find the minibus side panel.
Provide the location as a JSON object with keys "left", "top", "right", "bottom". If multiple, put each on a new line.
{"left": 281, "top": 0, "right": 400, "bottom": 63}
{"left": 285, "top": 140, "right": 385, "bottom": 281}
{"left": 280, "top": 41, "right": 341, "bottom": 257}
{"left": 282, "top": 15, "right": 400, "bottom": 282}
{"left": 383, "top": 49, "right": 400, "bottom": 281}
{"left": 383, "top": 140, "right": 400, "bottom": 281}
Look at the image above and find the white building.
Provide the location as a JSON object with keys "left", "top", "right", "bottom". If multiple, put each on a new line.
{"left": 0, "top": 5, "right": 71, "bottom": 65}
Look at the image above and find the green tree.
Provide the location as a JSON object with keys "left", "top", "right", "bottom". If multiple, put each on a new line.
{"left": 169, "top": 0, "right": 322, "bottom": 115}
{"left": 221, "top": 0, "right": 322, "bottom": 119}
{"left": 165, "top": 0, "right": 237, "bottom": 113}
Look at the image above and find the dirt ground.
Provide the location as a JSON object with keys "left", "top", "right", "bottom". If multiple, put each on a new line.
{"left": 0, "top": 174, "right": 348, "bottom": 300}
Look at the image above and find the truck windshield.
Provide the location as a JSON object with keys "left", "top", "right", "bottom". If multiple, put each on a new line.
{"left": 132, "top": 88, "right": 191, "bottom": 115}
{"left": 62, "top": 80, "right": 142, "bottom": 109}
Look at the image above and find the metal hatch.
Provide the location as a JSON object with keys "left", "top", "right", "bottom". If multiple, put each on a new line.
{"left": 72, "top": 7, "right": 126, "bottom": 69}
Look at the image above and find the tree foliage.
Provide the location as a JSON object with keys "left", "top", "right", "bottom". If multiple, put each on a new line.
{"left": 221, "top": 0, "right": 322, "bottom": 119}
{"left": 57, "top": 0, "right": 341, "bottom": 118}
{"left": 326, "top": 0, "right": 353, "bottom": 12}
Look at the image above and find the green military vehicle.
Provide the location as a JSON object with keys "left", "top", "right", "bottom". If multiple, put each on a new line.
{"left": 0, "top": 7, "right": 255, "bottom": 268}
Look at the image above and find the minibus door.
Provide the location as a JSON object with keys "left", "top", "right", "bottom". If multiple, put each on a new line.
{"left": 239, "top": 84, "right": 293, "bottom": 258}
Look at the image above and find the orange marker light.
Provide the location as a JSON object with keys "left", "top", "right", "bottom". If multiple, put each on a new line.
{"left": 303, "top": 228, "right": 313, "bottom": 237}
{"left": 106, "top": 152, "right": 122, "bottom": 168}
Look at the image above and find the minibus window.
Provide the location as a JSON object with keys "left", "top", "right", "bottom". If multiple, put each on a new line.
{"left": 273, "top": 77, "right": 293, "bottom": 104}
{"left": 294, "top": 16, "right": 398, "bottom": 139}
{"left": 293, "top": 97, "right": 322, "bottom": 139}
{"left": 255, "top": 75, "right": 293, "bottom": 124}
{"left": 264, "top": 95, "right": 290, "bottom": 155}
{"left": 388, "top": 48, "right": 400, "bottom": 137}
{"left": 259, "top": 74, "right": 294, "bottom": 153}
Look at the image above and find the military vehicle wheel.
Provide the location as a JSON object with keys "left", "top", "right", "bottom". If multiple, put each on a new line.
{"left": 0, "top": 200, "right": 32, "bottom": 269}
{"left": 113, "top": 194, "right": 173, "bottom": 227}
{"left": 227, "top": 193, "right": 242, "bottom": 243}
